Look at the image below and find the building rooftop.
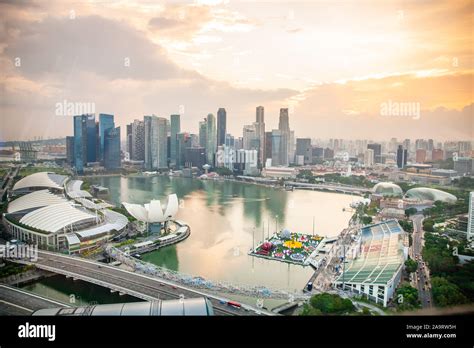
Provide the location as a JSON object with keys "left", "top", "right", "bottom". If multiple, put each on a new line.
{"left": 335, "top": 220, "right": 405, "bottom": 286}
{"left": 7, "top": 189, "right": 68, "bottom": 214}
{"left": 13, "top": 172, "right": 67, "bottom": 192}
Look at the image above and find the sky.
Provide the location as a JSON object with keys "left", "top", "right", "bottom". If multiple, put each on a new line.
{"left": 0, "top": 0, "right": 472, "bottom": 142}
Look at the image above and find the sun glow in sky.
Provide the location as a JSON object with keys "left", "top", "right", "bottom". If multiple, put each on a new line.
{"left": 0, "top": 0, "right": 472, "bottom": 141}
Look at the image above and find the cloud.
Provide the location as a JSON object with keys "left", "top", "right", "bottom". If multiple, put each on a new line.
{"left": 4, "top": 15, "right": 199, "bottom": 81}
{"left": 289, "top": 72, "right": 474, "bottom": 140}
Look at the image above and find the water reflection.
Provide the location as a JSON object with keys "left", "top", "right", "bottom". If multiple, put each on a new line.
{"left": 88, "top": 176, "right": 355, "bottom": 290}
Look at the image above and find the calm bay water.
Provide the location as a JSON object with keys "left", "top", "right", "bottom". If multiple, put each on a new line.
{"left": 88, "top": 176, "right": 356, "bottom": 291}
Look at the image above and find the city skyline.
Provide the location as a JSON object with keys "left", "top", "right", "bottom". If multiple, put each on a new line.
{"left": 1, "top": 0, "right": 473, "bottom": 142}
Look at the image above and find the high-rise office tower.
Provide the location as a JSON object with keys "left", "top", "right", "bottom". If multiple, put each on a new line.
{"left": 271, "top": 130, "right": 285, "bottom": 166}
{"left": 170, "top": 114, "right": 181, "bottom": 167}
{"left": 255, "top": 106, "right": 265, "bottom": 167}
{"left": 396, "top": 145, "right": 407, "bottom": 169}
{"left": 104, "top": 126, "right": 121, "bottom": 170}
{"left": 206, "top": 114, "right": 216, "bottom": 166}
{"left": 243, "top": 124, "right": 257, "bottom": 150}
{"left": 364, "top": 149, "right": 374, "bottom": 167}
{"left": 85, "top": 114, "right": 98, "bottom": 163}
{"left": 264, "top": 131, "right": 272, "bottom": 162}
{"left": 99, "top": 114, "right": 114, "bottom": 161}
{"left": 144, "top": 115, "right": 168, "bottom": 170}
{"left": 126, "top": 124, "right": 133, "bottom": 158}
{"left": 276, "top": 108, "right": 290, "bottom": 166}
{"left": 278, "top": 108, "right": 289, "bottom": 132}
{"left": 199, "top": 119, "right": 207, "bottom": 149}
{"left": 73, "top": 115, "right": 89, "bottom": 173}
{"left": 131, "top": 119, "right": 145, "bottom": 161}
{"left": 176, "top": 132, "right": 192, "bottom": 168}
{"left": 217, "top": 108, "right": 226, "bottom": 147}
{"left": 296, "top": 138, "right": 312, "bottom": 165}
{"left": 367, "top": 143, "right": 382, "bottom": 164}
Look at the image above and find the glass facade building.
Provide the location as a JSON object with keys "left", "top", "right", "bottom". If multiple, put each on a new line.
{"left": 99, "top": 113, "right": 114, "bottom": 161}
{"left": 73, "top": 115, "right": 88, "bottom": 173}
{"left": 170, "top": 114, "right": 181, "bottom": 167}
{"left": 104, "top": 126, "right": 121, "bottom": 169}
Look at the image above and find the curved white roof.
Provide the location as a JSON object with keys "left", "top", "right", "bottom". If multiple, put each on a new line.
{"left": 405, "top": 187, "right": 457, "bottom": 203}
{"left": 7, "top": 189, "right": 68, "bottom": 213}
{"left": 372, "top": 182, "right": 403, "bottom": 197}
{"left": 75, "top": 210, "right": 128, "bottom": 238}
{"left": 20, "top": 202, "right": 96, "bottom": 233}
{"left": 66, "top": 180, "right": 92, "bottom": 199}
{"left": 13, "top": 172, "right": 67, "bottom": 191}
{"left": 123, "top": 194, "right": 179, "bottom": 223}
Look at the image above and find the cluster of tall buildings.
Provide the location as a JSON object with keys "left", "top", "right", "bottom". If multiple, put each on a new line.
{"left": 67, "top": 114, "right": 120, "bottom": 173}
{"left": 121, "top": 106, "right": 296, "bottom": 175}
{"left": 66, "top": 110, "right": 472, "bottom": 177}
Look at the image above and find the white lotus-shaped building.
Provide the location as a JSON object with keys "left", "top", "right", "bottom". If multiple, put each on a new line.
{"left": 122, "top": 194, "right": 179, "bottom": 223}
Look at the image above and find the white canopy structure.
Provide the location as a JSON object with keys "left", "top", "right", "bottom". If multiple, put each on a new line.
{"left": 13, "top": 172, "right": 67, "bottom": 192}
{"left": 122, "top": 194, "right": 179, "bottom": 223}
{"left": 7, "top": 189, "right": 68, "bottom": 213}
{"left": 19, "top": 202, "right": 97, "bottom": 233}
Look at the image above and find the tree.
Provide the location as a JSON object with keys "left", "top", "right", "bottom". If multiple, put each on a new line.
{"left": 423, "top": 219, "right": 435, "bottom": 232}
{"left": 301, "top": 293, "right": 355, "bottom": 315}
{"left": 405, "top": 258, "right": 418, "bottom": 273}
{"left": 395, "top": 283, "right": 420, "bottom": 311}
{"left": 405, "top": 207, "right": 417, "bottom": 217}
{"left": 431, "top": 277, "right": 467, "bottom": 307}
{"left": 215, "top": 167, "right": 233, "bottom": 176}
{"left": 361, "top": 216, "right": 372, "bottom": 225}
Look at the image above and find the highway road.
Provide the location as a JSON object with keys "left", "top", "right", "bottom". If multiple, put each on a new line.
{"left": 411, "top": 214, "right": 433, "bottom": 308}
{"left": 0, "top": 284, "right": 69, "bottom": 315}
{"left": 13, "top": 250, "right": 271, "bottom": 316}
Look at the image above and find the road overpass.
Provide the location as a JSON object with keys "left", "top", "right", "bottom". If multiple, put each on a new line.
{"left": 11, "top": 250, "right": 273, "bottom": 316}
{"left": 0, "top": 284, "right": 70, "bottom": 315}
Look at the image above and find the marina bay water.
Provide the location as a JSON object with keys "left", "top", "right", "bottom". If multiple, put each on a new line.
{"left": 89, "top": 175, "right": 356, "bottom": 291}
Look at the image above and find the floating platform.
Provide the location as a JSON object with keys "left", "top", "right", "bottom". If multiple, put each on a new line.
{"left": 249, "top": 232, "right": 325, "bottom": 266}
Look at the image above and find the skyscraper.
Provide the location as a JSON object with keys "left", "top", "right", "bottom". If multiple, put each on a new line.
{"left": 86, "top": 114, "right": 98, "bottom": 163}
{"left": 126, "top": 124, "right": 132, "bottom": 158}
{"left": 176, "top": 132, "right": 192, "bottom": 168}
{"left": 296, "top": 138, "right": 312, "bottom": 165}
{"left": 206, "top": 114, "right": 217, "bottom": 166}
{"left": 131, "top": 119, "right": 145, "bottom": 161}
{"left": 170, "top": 114, "right": 181, "bottom": 167}
{"left": 264, "top": 131, "right": 272, "bottom": 162}
{"left": 271, "top": 130, "right": 284, "bottom": 166}
{"left": 277, "top": 108, "right": 290, "bottom": 166}
{"left": 73, "top": 115, "right": 89, "bottom": 173}
{"left": 396, "top": 145, "right": 408, "bottom": 169}
{"left": 199, "top": 119, "right": 207, "bottom": 150}
{"left": 364, "top": 149, "right": 374, "bottom": 167}
{"left": 217, "top": 108, "right": 226, "bottom": 147}
{"left": 278, "top": 108, "right": 289, "bottom": 132}
{"left": 99, "top": 113, "right": 114, "bottom": 161}
{"left": 367, "top": 143, "right": 382, "bottom": 164}
{"left": 255, "top": 106, "right": 265, "bottom": 168}
{"left": 144, "top": 115, "right": 168, "bottom": 170}
{"left": 104, "top": 127, "right": 121, "bottom": 170}
{"left": 243, "top": 124, "right": 257, "bottom": 150}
